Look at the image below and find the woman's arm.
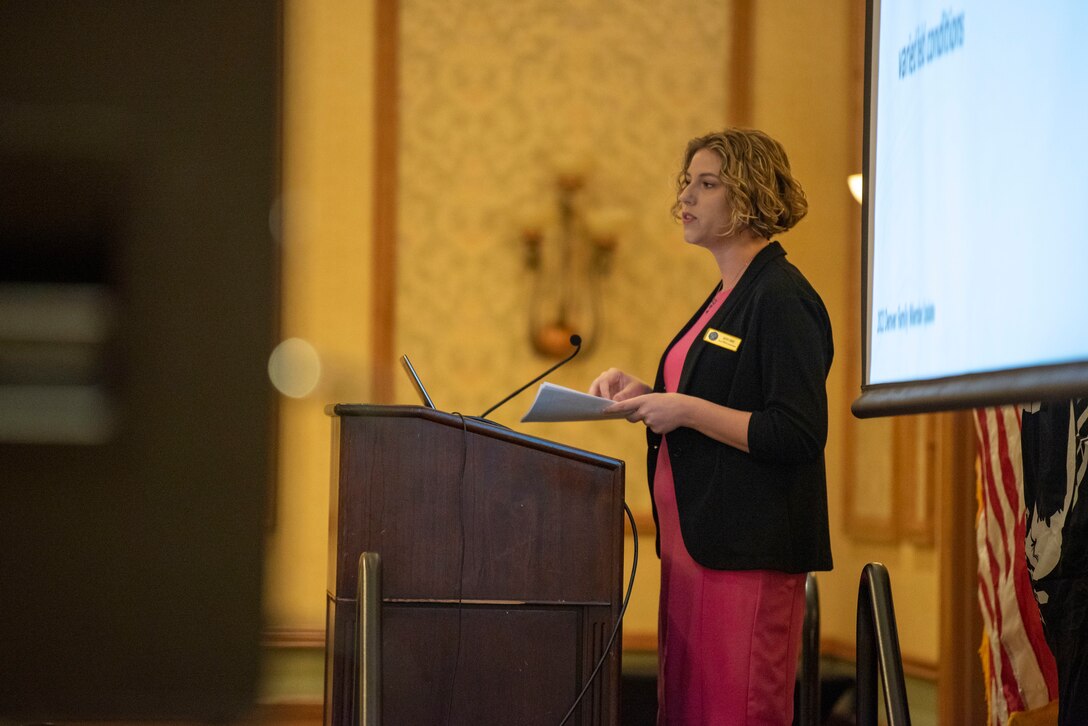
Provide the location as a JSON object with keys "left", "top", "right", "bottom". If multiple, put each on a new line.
{"left": 606, "top": 393, "right": 752, "bottom": 453}
{"left": 745, "top": 292, "right": 831, "bottom": 463}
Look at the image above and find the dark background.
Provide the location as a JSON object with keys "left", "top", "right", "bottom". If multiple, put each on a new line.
{"left": 0, "top": 1, "right": 280, "bottom": 720}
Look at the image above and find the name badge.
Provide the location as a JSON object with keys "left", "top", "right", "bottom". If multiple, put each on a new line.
{"left": 703, "top": 327, "right": 741, "bottom": 352}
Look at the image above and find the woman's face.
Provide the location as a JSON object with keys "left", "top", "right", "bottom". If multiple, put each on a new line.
{"left": 678, "top": 148, "right": 732, "bottom": 248}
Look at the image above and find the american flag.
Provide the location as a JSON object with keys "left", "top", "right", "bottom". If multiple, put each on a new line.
{"left": 974, "top": 406, "right": 1058, "bottom": 724}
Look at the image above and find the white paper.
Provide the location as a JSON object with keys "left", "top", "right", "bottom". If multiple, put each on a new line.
{"left": 520, "top": 382, "right": 627, "bottom": 423}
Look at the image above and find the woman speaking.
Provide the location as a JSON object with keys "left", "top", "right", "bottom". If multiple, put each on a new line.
{"left": 590, "top": 128, "right": 833, "bottom": 725}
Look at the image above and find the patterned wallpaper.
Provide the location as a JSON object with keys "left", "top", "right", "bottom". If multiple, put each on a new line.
{"left": 395, "top": 0, "right": 731, "bottom": 513}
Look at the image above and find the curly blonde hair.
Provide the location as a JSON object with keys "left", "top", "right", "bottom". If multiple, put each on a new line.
{"left": 671, "top": 128, "right": 808, "bottom": 239}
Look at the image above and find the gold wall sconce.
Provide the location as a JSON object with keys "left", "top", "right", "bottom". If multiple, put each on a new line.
{"left": 521, "top": 169, "right": 625, "bottom": 358}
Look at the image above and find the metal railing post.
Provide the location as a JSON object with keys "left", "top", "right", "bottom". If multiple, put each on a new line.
{"left": 856, "top": 562, "right": 911, "bottom": 726}
{"left": 799, "top": 572, "right": 821, "bottom": 726}
{"left": 357, "top": 552, "right": 382, "bottom": 726}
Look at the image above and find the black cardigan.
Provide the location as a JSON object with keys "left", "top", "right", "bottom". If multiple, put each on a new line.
{"left": 647, "top": 241, "right": 834, "bottom": 573}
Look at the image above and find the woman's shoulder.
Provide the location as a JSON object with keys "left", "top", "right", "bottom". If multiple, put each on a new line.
{"left": 754, "top": 252, "right": 825, "bottom": 306}
{"left": 748, "top": 256, "right": 834, "bottom": 359}
{"left": 742, "top": 257, "right": 831, "bottom": 341}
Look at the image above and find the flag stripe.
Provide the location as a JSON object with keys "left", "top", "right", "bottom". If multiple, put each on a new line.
{"left": 979, "top": 408, "right": 1021, "bottom": 715}
{"left": 974, "top": 406, "right": 1060, "bottom": 721}
{"left": 994, "top": 407, "right": 1050, "bottom": 705}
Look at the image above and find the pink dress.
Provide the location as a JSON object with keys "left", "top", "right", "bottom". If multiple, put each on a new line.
{"left": 655, "top": 287, "right": 806, "bottom": 726}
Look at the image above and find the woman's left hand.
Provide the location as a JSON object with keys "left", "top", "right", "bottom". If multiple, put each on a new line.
{"left": 606, "top": 393, "right": 691, "bottom": 434}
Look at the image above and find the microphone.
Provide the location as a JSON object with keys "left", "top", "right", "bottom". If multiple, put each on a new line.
{"left": 480, "top": 335, "right": 582, "bottom": 419}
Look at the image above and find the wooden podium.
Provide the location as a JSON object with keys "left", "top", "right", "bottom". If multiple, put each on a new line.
{"left": 324, "top": 405, "right": 625, "bottom": 725}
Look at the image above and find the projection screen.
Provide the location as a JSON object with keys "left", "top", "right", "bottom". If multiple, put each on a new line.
{"left": 853, "top": 0, "right": 1088, "bottom": 417}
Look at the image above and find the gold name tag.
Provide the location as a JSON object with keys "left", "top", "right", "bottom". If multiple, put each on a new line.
{"left": 703, "top": 328, "right": 741, "bottom": 351}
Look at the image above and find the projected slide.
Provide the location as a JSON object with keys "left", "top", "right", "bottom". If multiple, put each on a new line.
{"left": 867, "top": 1, "right": 1088, "bottom": 387}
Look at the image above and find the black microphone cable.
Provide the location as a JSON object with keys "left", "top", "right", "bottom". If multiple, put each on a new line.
{"left": 558, "top": 501, "right": 638, "bottom": 726}
{"left": 480, "top": 334, "right": 582, "bottom": 419}
{"left": 444, "top": 412, "right": 470, "bottom": 726}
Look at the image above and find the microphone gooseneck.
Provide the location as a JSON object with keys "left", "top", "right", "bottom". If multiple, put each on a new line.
{"left": 479, "top": 335, "right": 582, "bottom": 419}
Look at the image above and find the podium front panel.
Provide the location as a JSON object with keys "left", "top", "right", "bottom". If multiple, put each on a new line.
{"left": 325, "top": 406, "right": 625, "bottom": 726}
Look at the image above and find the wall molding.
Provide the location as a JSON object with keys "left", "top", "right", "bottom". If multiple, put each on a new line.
{"left": 263, "top": 627, "right": 325, "bottom": 649}
{"left": 727, "top": 0, "right": 754, "bottom": 125}
{"left": 820, "top": 636, "right": 938, "bottom": 682}
{"left": 371, "top": 0, "right": 398, "bottom": 404}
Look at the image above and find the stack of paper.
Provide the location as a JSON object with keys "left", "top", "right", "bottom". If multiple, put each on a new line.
{"left": 520, "top": 382, "right": 627, "bottom": 423}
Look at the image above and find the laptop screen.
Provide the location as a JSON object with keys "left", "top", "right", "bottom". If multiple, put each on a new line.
{"left": 400, "top": 354, "right": 436, "bottom": 409}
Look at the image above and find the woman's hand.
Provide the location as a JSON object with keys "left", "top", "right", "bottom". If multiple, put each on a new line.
{"left": 588, "top": 368, "right": 652, "bottom": 402}
{"left": 591, "top": 369, "right": 752, "bottom": 449}
{"left": 606, "top": 393, "right": 691, "bottom": 435}
{"left": 607, "top": 393, "right": 753, "bottom": 450}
